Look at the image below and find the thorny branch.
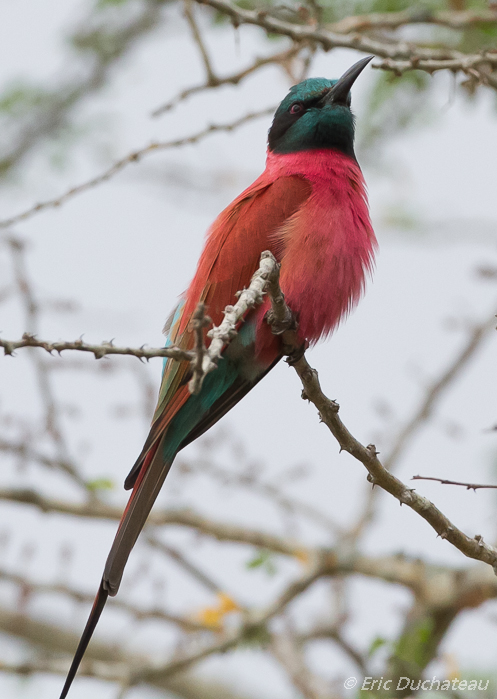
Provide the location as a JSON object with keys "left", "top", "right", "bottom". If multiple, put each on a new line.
{"left": 3, "top": 251, "right": 496, "bottom": 573}
{"left": 259, "top": 252, "right": 497, "bottom": 573}
{"left": 193, "top": 0, "right": 497, "bottom": 79}
{"left": 189, "top": 251, "right": 278, "bottom": 393}
{"left": 412, "top": 476, "right": 497, "bottom": 491}
{"left": 0, "top": 333, "right": 194, "bottom": 362}
{"left": 0, "top": 108, "right": 274, "bottom": 231}
{"left": 347, "top": 306, "right": 497, "bottom": 540}
{"left": 152, "top": 45, "right": 303, "bottom": 116}
{"left": 328, "top": 8, "right": 497, "bottom": 33}
{"left": 0, "top": 567, "right": 209, "bottom": 632}
{"left": 2, "top": 3, "right": 496, "bottom": 695}
{"left": 0, "top": 2, "right": 168, "bottom": 178}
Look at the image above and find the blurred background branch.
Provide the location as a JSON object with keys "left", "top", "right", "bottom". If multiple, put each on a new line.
{"left": 0, "top": 0, "right": 496, "bottom": 698}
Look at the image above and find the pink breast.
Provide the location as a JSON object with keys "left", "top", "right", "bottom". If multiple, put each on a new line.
{"left": 264, "top": 150, "right": 377, "bottom": 344}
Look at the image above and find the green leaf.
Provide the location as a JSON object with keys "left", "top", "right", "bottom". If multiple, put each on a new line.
{"left": 96, "top": 0, "right": 131, "bottom": 8}
{"left": 246, "top": 549, "right": 277, "bottom": 576}
{"left": 87, "top": 477, "right": 115, "bottom": 491}
{"left": 368, "top": 635, "right": 388, "bottom": 657}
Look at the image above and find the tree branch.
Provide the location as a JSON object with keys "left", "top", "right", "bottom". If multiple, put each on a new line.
{"left": 260, "top": 251, "right": 497, "bottom": 573}
{"left": 189, "top": 250, "right": 277, "bottom": 393}
{"left": 329, "top": 8, "right": 497, "bottom": 33}
{"left": 0, "top": 333, "right": 194, "bottom": 362}
{"left": 412, "top": 475, "right": 497, "bottom": 491}
{"left": 194, "top": 0, "right": 497, "bottom": 76}
{"left": 0, "top": 108, "right": 274, "bottom": 231}
{"left": 0, "top": 608, "right": 258, "bottom": 699}
{"left": 152, "top": 45, "right": 301, "bottom": 117}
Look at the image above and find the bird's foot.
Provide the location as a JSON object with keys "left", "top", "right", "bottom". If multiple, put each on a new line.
{"left": 265, "top": 307, "right": 298, "bottom": 336}
{"left": 283, "top": 340, "right": 308, "bottom": 366}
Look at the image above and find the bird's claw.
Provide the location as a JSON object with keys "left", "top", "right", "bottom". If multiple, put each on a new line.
{"left": 284, "top": 340, "right": 307, "bottom": 365}
{"left": 265, "top": 308, "right": 298, "bottom": 336}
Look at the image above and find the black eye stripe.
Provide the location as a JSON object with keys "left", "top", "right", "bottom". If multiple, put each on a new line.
{"left": 288, "top": 90, "right": 331, "bottom": 113}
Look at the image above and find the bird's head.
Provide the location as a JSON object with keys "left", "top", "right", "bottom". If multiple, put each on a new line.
{"left": 268, "top": 56, "right": 373, "bottom": 158}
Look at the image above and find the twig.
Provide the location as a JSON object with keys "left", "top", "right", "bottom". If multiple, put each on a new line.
{"left": 4, "top": 251, "right": 497, "bottom": 574}
{"left": 189, "top": 303, "right": 211, "bottom": 394}
{"left": 188, "top": 250, "right": 277, "bottom": 394}
{"left": 147, "top": 536, "right": 224, "bottom": 594}
{"left": 152, "top": 47, "right": 299, "bottom": 116}
{"left": 183, "top": 0, "right": 217, "bottom": 86}
{"left": 412, "top": 476, "right": 497, "bottom": 491}
{"left": 383, "top": 311, "right": 497, "bottom": 472}
{"left": 0, "top": 568, "right": 208, "bottom": 632}
{"left": 8, "top": 239, "right": 87, "bottom": 490}
{"left": 0, "top": 333, "right": 194, "bottom": 362}
{"left": 135, "top": 554, "right": 326, "bottom": 686}
{"left": 0, "top": 489, "right": 300, "bottom": 554}
{"left": 194, "top": 0, "right": 497, "bottom": 74}
{"left": 374, "top": 56, "right": 497, "bottom": 89}
{"left": 298, "top": 625, "right": 366, "bottom": 673}
{"left": 348, "top": 305, "right": 497, "bottom": 540}
{"left": 292, "top": 360, "right": 497, "bottom": 573}
{"left": 260, "top": 251, "right": 497, "bottom": 573}
{"left": 329, "top": 8, "right": 497, "bottom": 33}
{"left": 0, "top": 108, "right": 274, "bottom": 231}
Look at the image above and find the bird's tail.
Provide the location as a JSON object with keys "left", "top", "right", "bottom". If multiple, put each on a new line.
{"left": 58, "top": 583, "right": 108, "bottom": 699}
{"left": 103, "top": 440, "right": 173, "bottom": 595}
{"left": 58, "top": 439, "right": 173, "bottom": 699}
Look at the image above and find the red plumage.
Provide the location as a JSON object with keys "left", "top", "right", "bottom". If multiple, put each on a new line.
{"left": 58, "top": 61, "right": 377, "bottom": 699}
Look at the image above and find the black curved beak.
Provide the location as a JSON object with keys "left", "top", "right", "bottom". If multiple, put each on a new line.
{"left": 324, "top": 56, "right": 374, "bottom": 106}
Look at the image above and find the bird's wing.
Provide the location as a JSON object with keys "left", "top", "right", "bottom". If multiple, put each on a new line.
{"left": 126, "top": 173, "right": 313, "bottom": 487}
{"left": 57, "top": 173, "right": 312, "bottom": 699}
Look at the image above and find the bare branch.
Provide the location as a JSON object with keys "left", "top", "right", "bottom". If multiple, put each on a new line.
{"left": 412, "top": 475, "right": 497, "bottom": 491}
{"left": 0, "top": 488, "right": 300, "bottom": 554}
{"left": 0, "top": 108, "right": 274, "bottom": 231}
{"left": 0, "top": 568, "right": 208, "bottom": 632}
{"left": 374, "top": 56, "right": 497, "bottom": 92}
{"left": 152, "top": 45, "right": 301, "bottom": 116}
{"left": 189, "top": 303, "right": 211, "bottom": 394}
{"left": 298, "top": 625, "right": 366, "bottom": 673}
{"left": 5, "top": 251, "right": 497, "bottom": 574}
{"left": 291, "top": 356, "right": 497, "bottom": 572}
{"left": 0, "top": 333, "right": 194, "bottom": 362}
{"left": 349, "top": 305, "right": 497, "bottom": 540}
{"left": 329, "top": 8, "right": 497, "bottom": 33}
{"left": 188, "top": 250, "right": 277, "bottom": 393}
{"left": 183, "top": 0, "right": 217, "bottom": 85}
{"left": 146, "top": 536, "right": 224, "bottom": 594}
{"left": 260, "top": 251, "right": 497, "bottom": 573}
{"left": 0, "top": 607, "right": 258, "bottom": 699}
{"left": 383, "top": 311, "right": 497, "bottom": 472}
{"left": 194, "top": 0, "right": 497, "bottom": 78}
{"left": 135, "top": 555, "right": 326, "bottom": 686}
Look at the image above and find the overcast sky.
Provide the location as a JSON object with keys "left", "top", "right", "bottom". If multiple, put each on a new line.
{"left": 0, "top": 2, "right": 497, "bottom": 698}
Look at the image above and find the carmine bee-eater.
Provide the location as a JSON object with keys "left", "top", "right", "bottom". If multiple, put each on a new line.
{"left": 59, "top": 55, "right": 377, "bottom": 697}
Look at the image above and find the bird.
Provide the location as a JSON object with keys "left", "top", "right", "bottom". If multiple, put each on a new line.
{"left": 58, "top": 55, "right": 377, "bottom": 698}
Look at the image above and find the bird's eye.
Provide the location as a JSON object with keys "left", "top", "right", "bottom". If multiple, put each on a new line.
{"left": 289, "top": 103, "right": 303, "bottom": 115}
